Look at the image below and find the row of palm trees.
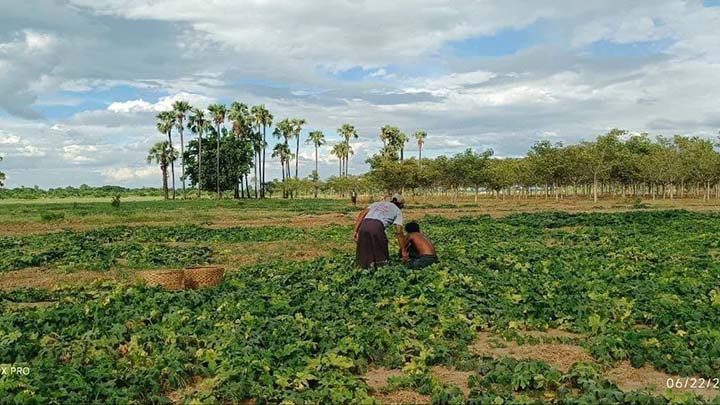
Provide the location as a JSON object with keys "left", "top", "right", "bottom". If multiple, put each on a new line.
{"left": 152, "top": 100, "right": 429, "bottom": 199}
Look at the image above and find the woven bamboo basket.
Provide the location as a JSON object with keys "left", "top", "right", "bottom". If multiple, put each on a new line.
{"left": 183, "top": 266, "right": 224, "bottom": 289}
{"left": 137, "top": 269, "right": 185, "bottom": 290}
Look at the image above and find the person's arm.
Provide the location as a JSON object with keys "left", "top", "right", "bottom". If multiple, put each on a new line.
{"left": 395, "top": 224, "right": 408, "bottom": 262}
{"left": 353, "top": 208, "right": 369, "bottom": 241}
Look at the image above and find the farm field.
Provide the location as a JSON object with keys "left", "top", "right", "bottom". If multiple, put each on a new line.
{"left": 1, "top": 198, "right": 720, "bottom": 403}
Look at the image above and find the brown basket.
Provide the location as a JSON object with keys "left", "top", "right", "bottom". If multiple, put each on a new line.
{"left": 137, "top": 269, "right": 185, "bottom": 290}
{"left": 183, "top": 266, "right": 225, "bottom": 289}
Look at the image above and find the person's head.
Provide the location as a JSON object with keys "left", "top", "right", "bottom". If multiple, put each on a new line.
{"left": 405, "top": 221, "right": 420, "bottom": 234}
{"left": 390, "top": 193, "right": 405, "bottom": 209}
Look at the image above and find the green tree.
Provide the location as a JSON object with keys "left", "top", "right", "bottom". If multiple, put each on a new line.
{"left": 306, "top": 131, "right": 326, "bottom": 197}
{"left": 291, "top": 118, "right": 306, "bottom": 179}
{"left": 397, "top": 131, "right": 408, "bottom": 161}
{"left": 183, "top": 127, "right": 253, "bottom": 197}
{"left": 147, "top": 141, "right": 178, "bottom": 200}
{"left": 251, "top": 105, "right": 273, "bottom": 198}
{"left": 172, "top": 100, "right": 192, "bottom": 198}
{"left": 338, "top": 124, "right": 358, "bottom": 176}
{"left": 228, "top": 102, "right": 254, "bottom": 198}
{"left": 454, "top": 148, "right": 493, "bottom": 202}
{"left": 582, "top": 129, "right": 623, "bottom": 203}
{"left": 156, "top": 111, "right": 177, "bottom": 199}
{"left": 331, "top": 143, "right": 344, "bottom": 177}
{"left": 0, "top": 155, "right": 6, "bottom": 187}
{"left": 414, "top": 130, "right": 427, "bottom": 163}
{"left": 187, "top": 108, "right": 208, "bottom": 198}
{"left": 207, "top": 104, "right": 227, "bottom": 200}
{"left": 380, "top": 125, "right": 402, "bottom": 160}
{"left": 272, "top": 142, "right": 292, "bottom": 183}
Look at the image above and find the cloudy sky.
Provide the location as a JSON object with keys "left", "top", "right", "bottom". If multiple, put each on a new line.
{"left": 0, "top": 0, "right": 719, "bottom": 188}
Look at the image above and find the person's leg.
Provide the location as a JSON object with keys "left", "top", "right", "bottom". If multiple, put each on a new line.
{"left": 407, "top": 255, "right": 438, "bottom": 270}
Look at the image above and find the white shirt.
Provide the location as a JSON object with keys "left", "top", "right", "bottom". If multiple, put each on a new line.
{"left": 364, "top": 201, "right": 403, "bottom": 228}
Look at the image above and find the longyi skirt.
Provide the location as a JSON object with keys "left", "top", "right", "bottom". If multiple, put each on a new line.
{"left": 356, "top": 219, "right": 389, "bottom": 268}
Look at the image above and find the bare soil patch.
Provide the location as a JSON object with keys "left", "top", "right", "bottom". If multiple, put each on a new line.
{"left": 363, "top": 368, "right": 430, "bottom": 404}
{"left": 430, "top": 366, "right": 473, "bottom": 397}
{"left": 0, "top": 267, "right": 118, "bottom": 291}
{"left": 371, "top": 390, "right": 431, "bottom": 404}
{"left": 605, "top": 360, "right": 718, "bottom": 400}
{"left": 364, "top": 367, "right": 405, "bottom": 391}
{"left": 469, "top": 331, "right": 593, "bottom": 372}
{"left": 166, "top": 376, "right": 219, "bottom": 403}
{"left": 518, "top": 328, "right": 585, "bottom": 340}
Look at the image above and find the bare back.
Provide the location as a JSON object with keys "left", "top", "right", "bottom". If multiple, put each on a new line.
{"left": 407, "top": 232, "right": 435, "bottom": 256}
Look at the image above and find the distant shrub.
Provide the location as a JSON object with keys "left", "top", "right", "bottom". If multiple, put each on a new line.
{"left": 111, "top": 195, "right": 121, "bottom": 208}
{"left": 632, "top": 197, "right": 649, "bottom": 209}
{"left": 40, "top": 211, "right": 65, "bottom": 222}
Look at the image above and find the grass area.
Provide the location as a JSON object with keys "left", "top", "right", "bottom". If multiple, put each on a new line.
{"left": 1, "top": 210, "right": 719, "bottom": 403}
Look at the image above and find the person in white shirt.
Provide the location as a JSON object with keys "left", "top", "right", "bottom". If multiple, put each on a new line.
{"left": 353, "top": 194, "right": 407, "bottom": 268}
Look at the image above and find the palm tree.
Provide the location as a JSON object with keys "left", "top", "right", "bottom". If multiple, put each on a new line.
{"left": 331, "top": 143, "right": 344, "bottom": 177}
{"left": 338, "top": 124, "right": 358, "bottom": 176}
{"left": 0, "top": 156, "right": 5, "bottom": 187}
{"left": 398, "top": 131, "right": 408, "bottom": 161}
{"left": 229, "top": 102, "right": 253, "bottom": 198}
{"left": 306, "top": 131, "right": 326, "bottom": 178}
{"left": 172, "top": 100, "right": 192, "bottom": 199}
{"left": 187, "top": 108, "right": 208, "bottom": 198}
{"left": 291, "top": 118, "right": 306, "bottom": 179}
{"left": 207, "top": 104, "right": 227, "bottom": 200}
{"left": 414, "top": 130, "right": 427, "bottom": 163}
{"left": 156, "top": 111, "right": 176, "bottom": 199}
{"left": 251, "top": 105, "right": 273, "bottom": 198}
{"left": 272, "top": 142, "right": 292, "bottom": 182}
{"left": 147, "top": 141, "right": 178, "bottom": 200}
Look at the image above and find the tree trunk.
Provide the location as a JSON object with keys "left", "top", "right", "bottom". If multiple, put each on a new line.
{"left": 216, "top": 124, "right": 221, "bottom": 200}
{"left": 167, "top": 131, "right": 176, "bottom": 200}
{"left": 161, "top": 165, "right": 169, "bottom": 200}
{"left": 295, "top": 136, "right": 300, "bottom": 179}
{"left": 254, "top": 150, "right": 260, "bottom": 200}
{"left": 198, "top": 130, "right": 203, "bottom": 199}
{"left": 593, "top": 173, "right": 598, "bottom": 203}
{"left": 179, "top": 122, "right": 186, "bottom": 199}
{"left": 261, "top": 125, "right": 266, "bottom": 198}
{"left": 314, "top": 146, "right": 319, "bottom": 198}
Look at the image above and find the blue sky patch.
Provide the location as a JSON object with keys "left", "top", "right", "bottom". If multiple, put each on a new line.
{"left": 703, "top": 0, "right": 720, "bottom": 7}
{"left": 584, "top": 38, "right": 673, "bottom": 58}
{"left": 441, "top": 21, "right": 545, "bottom": 58}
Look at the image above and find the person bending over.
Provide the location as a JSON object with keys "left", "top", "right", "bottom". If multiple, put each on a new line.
{"left": 354, "top": 194, "right": 407, "bottom": 268}
{"left": 403, "top": 222, "right": 439, "bottom": 269}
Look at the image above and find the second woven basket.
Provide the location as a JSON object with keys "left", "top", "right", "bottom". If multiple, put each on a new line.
{"left": 184, "top": 266, "right": 225, "bottom": 289}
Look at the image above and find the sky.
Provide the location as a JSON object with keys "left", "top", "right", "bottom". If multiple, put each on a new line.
{"left": 0, "top": 0, "right": 719, "bottom": 188}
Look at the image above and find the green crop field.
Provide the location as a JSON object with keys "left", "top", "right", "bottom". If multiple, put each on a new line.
{"left": 1, "top": 203, "right": 719, "bottom": 403}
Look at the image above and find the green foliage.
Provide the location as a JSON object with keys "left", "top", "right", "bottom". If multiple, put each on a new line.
{"left": 39, "top": 211, "right": 64, "bottom": 222}
{"left": 183, "top": 127, "right": 254, "bottom": 193}
{"left": 1, "top": 210, "right": 719, "bottom": 402}
{"left": 111, "top": 194, "right": 121, "bottom": 208}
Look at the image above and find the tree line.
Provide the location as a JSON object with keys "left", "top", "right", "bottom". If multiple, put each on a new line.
{"left": 362, "top": 129, "right": 720, "bottom": 202}
{"left": 147, "top": 101, "right": 720, "bottom": 202}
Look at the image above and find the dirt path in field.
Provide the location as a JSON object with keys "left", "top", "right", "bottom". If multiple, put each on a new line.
{"left": 5, "top": 198, "right": 720, "bottom": 237}
{"left": 469, "top": 330, "right": 718, "bottom": 400}
{"left": 362, "top": 329, "right": 717, "bottom": 402}
{"left": 0, "top": 267, "right": 120, "bottom": 290}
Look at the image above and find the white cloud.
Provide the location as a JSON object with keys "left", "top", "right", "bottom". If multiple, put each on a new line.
{"left": 0, "top": 134, "right": 21, "bottom": 145}
{"left": 62, "top": 145, "right": 99, "bottom": 163}
{"left": 107, "top": 92, "right": 215, "bottom": 113}
{"left": 17, "top": 145, "right": 46, "bottom": 157}
{"left": 102, "top": 166, "right": 157, "bottom": 182}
